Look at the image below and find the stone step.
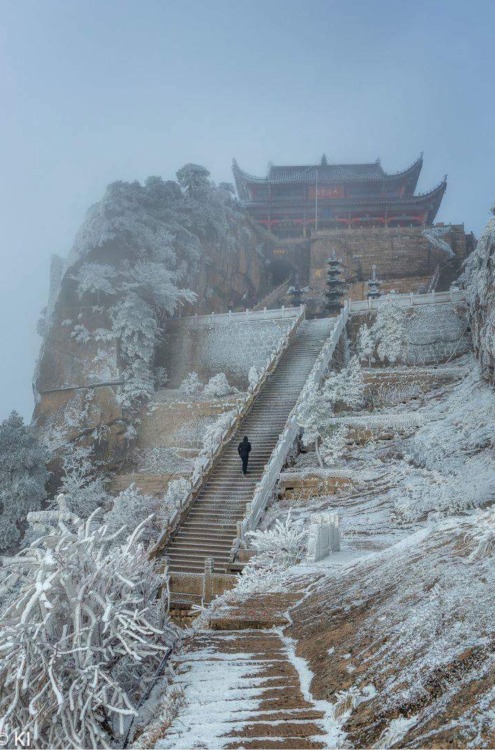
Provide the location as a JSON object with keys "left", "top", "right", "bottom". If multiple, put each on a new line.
{"left": 163, "top": 318, "right": 336, "bottom": 574}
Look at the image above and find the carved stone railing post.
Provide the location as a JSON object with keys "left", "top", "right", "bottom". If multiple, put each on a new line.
{"left": 306, "top": 513, "right": 340, "bottom": 563}
{"left": 203, "top": 557, "right": 214, "bottom": 604}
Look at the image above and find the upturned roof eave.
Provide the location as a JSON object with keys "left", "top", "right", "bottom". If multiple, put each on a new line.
{"left": 232, "top": 154, "right": 424, "bottom": 188}
{"left": 240, "top": 176, "right": 447, "bottom": 210}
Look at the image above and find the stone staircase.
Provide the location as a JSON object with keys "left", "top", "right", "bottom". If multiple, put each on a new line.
{"left": 165, "top": 318, "right": 335, "bottom": 574}
{"left": 157, "top": 628, "right": 329, "bottom": 749}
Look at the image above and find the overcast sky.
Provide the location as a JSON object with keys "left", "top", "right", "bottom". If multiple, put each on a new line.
{"left": 1, "top": 0, "right": 494, "bottom": 421}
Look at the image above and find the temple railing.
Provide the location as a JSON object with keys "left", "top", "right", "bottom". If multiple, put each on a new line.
{"left": 230, "top": 302, "right": 350, "bottom": 560}
{"left": 349, "top": 289, "right": 466, "bottom": 313}
{"left": 174, "top": 305, "right": 301, "bottom": 325}
{"left": 252, "top": 278, "right": 291, "bottom": 311}
{"left": 149, "top": 305, "right": 306, "bottom": 559}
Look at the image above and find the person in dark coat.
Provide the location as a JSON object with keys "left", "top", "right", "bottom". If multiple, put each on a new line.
{"left": 238, "top": 436, "right": 252, "bottom": 475}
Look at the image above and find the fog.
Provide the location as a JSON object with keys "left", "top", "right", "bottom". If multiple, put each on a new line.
{"left": 0, "top": 0, "right": 494, "bottom": 421}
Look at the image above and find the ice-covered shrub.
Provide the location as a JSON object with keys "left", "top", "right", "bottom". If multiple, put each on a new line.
{"left": 0, "top": 502, "right": 176, "bottom": 749}
{"left": 70, "top": 323, "right": 92, "bottom": 343}
{"left": 247, "top": 511, "right": 306, "bottom": 568}
{"left": 0, "top": 412, "right": 49, "bottom": 552}
{"left": 392, "top": 456, "right": 495, "bottom": 522}
{"left": 237, "top": 513, "right": 307, "bottom": 595}
{"left": 202, "top": 411, "right": 234, "bottom": 448}
{"left": 297, "top": 358, "right": 365, "bottom": 467}
{"left": 180, "top": 371, "right": 203, "bottom": 396}
{"left": 203, "top": 372, "right": 235, "bottom": 398}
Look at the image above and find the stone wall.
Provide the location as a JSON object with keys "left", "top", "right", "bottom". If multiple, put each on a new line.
{"left": 159, "top": 311, "right": 298, "bottom": 388}
{"left": 348, "top": 300, "right": 471, "bottom": 366}
{"left": 309, "top": 224, "right": 471, "bottom": 303}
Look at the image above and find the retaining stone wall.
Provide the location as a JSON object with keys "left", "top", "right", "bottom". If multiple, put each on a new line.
{"left": 310, "top": 225, "right": 469, "bottom": 294}
{"left": 160, "top": 314, "right": 296, "bottom": 388}
{"left": 349, "top": 302, "right": 470, "bottom": 366}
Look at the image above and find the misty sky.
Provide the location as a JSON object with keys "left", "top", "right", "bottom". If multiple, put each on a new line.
{"left": 0, "top": 0, "right": 494, "bottom": 421}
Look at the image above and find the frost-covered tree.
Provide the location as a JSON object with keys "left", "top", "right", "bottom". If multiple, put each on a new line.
{"left": 297, "top": 359, "right": 364, "bottom": 467}
{"left": 122, "top": 259, "right": 194, "bottom": 313}
{"left": 0, "top": 501, "right": 176, "bottom": 749}
{"left": 356, "top": 324, "right": 375, "bottom": 366}
{"left": 421, "top": 225, "right": 455, "bottom": 259}
{"left": 110, "top": 293, "right": 158, "bottom": 406}
{"left": 322, "top": 356, "right": 365, "bottom": 411}
{"left": 61, "top": 168, "right": 258, "bottom": 413}
{"left": 67, "top": 177, "right": 201, "bottom": 410}
{"left": 296, "top": 383, "right": 330, "bottom": 467}
{"left": 371, "top": 292, "right": 407, "bottom": 364}
{"left": 176, "top": 163, "right": 211, "bottom": 197}
{"left": 58, "top": 444, "right": 107, "bottom": 518}
{"left": 74, "top": 262, "right": 117, "bottom": 299}
{"left": 0, "top": 412, "right": 49, "bottom": 551}
{"left": 320, "top": 425, "right": 348, "bottom": 466}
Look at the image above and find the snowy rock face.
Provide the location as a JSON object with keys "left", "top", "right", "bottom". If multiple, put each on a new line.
{"left": 33, "top": 171, "right": 270, "bottom": 472}
{"left": 465, "top": 205, "right": 495, "bottom": 376}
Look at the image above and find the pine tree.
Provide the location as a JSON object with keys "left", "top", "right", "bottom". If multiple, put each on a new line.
{"left": 356, "top": 324, "right": 375, "bottom": 366}
{"left": 0, "top": 412, "right": 49, "bottom": 551}
{"left": 325, "top": 252, "right": 345, "bottom": 313}
{"left": 372, "top": 292, "right": 407, "bottom": 364}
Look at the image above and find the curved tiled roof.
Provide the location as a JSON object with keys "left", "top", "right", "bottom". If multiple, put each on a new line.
{"left": 232, "top": 155, "right": 423, "bottom": 188}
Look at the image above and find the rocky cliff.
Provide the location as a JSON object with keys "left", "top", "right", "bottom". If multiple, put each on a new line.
{"left": 32, "top": 168, "right": 271, "bottom": 475}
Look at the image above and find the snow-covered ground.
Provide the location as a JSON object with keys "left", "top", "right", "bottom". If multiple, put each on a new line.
{"left": 165, "top": 353, "right": 495, "bottom": 747}
{"left": 257, "top": 355, "right": 495, "bottom": 557}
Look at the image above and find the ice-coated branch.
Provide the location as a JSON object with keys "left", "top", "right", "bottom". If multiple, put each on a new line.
{"left": 0, "top": 501, "right": 178, "bottom": 749}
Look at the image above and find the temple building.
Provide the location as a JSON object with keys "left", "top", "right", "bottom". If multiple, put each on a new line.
{"left": 232, "top": 153, "right": 474, "bottom": 307}
{"left": 232, "top": 154, "right": 446, "bottom": 238}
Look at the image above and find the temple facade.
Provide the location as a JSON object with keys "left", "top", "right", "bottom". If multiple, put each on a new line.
{"left": 233, "top": 154, "right": 446, "bottom": 238}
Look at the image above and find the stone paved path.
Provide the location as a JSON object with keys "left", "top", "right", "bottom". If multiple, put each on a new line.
{"left": 156, "top": 628, "right": 330, "bottom": 749}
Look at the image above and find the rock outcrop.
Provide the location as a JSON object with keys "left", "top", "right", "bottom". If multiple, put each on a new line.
{"left": 32, "top": 172, "right": 271, "bottom": 477}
